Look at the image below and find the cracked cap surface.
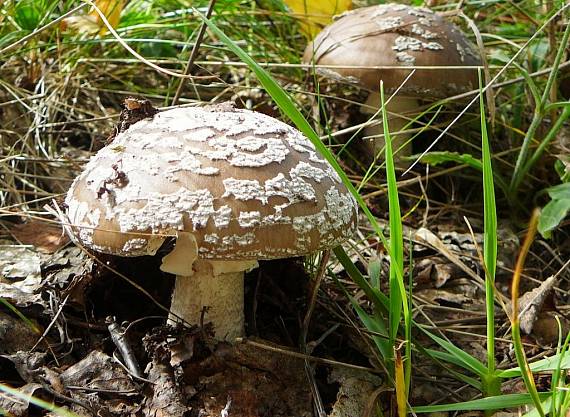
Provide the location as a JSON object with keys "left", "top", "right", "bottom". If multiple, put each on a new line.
{"left": 65, "top": 104, "right": 358, "bottom": 260}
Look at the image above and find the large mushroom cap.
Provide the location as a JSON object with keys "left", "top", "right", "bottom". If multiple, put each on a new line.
{"left": 65, "top": 104, "right": 358, "bottom": 260}
{"left": 303, "top": 3, "right": 482, "bottom": 98}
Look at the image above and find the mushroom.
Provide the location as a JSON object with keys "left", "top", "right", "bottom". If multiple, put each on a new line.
{"left": 64, "top": 103, "right": 358, "bottom": 341}
{"left": 303, "top": 4, "right": 482, "bottom": 162}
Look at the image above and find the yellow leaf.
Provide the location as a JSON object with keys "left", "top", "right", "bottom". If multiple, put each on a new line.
{"left": 89, "top": 0, "right": 125, "bottom": 34}
{"left": 283, "top": 0, "right": 352, "bottom": 39}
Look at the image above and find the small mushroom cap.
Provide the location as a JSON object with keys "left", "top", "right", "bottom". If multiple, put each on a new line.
{"left": 65, "top": 104, "right": 358, "bottom": 260}
{"left": 303, "top": 4, "right": 482, "bottom": 98}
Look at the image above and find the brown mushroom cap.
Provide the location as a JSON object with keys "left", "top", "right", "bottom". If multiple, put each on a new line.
{"left": 65, "top": 104, "right": 357, "bottom": 260}
{"left": 303, "top": 3, "right": 482, "bottom": 98}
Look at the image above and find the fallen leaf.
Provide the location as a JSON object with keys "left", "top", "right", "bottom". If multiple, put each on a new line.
{"left": 283, "top": 0, "right": 352, "bottom": 39}
{"left": 10, "top": 221, "right": 69, "bottom": 254}
{"left": 532, "top": 311, "right": 570, "bottom": 345}
{"left": 60, "top": 350, "right": 137, "bottom": 393}
{"left": 328, "top": 367, "right": 382, "bottom": 417}
{"left": 0, "top": 241, "right": 44, "bottom": 307}
{"left": 511, "top": 276, "right": 557, "bottom": 335}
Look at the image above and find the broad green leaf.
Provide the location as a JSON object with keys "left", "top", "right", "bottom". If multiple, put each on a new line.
{"left": 422, "top": 349, "right": 482, "bottom": 389}
{"left": 367, "top": 258, "right": 381, "bottom": 290}
{"left": 538, "top": 198, "right": 570, "bottom": 238}
{"left": 480, "top": 71, "right": 499, "bottom": 398}
{"left": 352, "top": 302, "right": 392, "bottom": 360}
{"left": 546, "top": 182, "right": 570, "bottom": 200}
{"left": 381, "top": 85, "right": 406, "bottom": 349}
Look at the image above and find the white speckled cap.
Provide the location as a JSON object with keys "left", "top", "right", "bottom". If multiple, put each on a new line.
{"left": 65, "top": 104, "right": 358, "bottom": 260}
{"left": 303, "top": 4, "right": 482, "bottom": 98}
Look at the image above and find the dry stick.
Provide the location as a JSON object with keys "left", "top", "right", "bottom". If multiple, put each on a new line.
{"left": 107, "top": 316, "right": 143, "bottom": 378}
{"left": 240, "top": 338, "right": 381, "bottom": 373}
{"left": 402, "top": 2, "right": 570, "bottom": 177}
{"left": 171, "top": 0, "right": 217, "bottom": 106}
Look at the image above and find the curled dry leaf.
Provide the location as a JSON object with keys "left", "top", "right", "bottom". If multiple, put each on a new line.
{"left": 511, "top": 276, "right": 557, "bottom": 335}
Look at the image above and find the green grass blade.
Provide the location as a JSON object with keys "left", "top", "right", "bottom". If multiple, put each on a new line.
{"left": 0, "top": 383, "right": 81, "bottom": 417}
{"left": 420, "top": 350, "right": 483, "bottom": 389}
{"left": 413, "top": 393, "right": 552, "bottom": 413}
{"left": 479, "top": 71, "right": 498, "bottom": 390}
{"left": 498, "top": 349, "right": 570, "bottom": 378}
{"left": 333, "top": 246, "right": 390, "bottom": 316}
{"left": 420, "top": 328, "right": 488, "bottom": 377}
{"left": 380, "top": 84, "right": 406, "bottom": 347}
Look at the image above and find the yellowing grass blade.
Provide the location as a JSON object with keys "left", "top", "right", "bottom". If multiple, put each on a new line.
{"left": 395, "top": 348, "right": 407, "bottom": 417}
{"left": 283, "top": 0, "right": 352, "bottom": 39}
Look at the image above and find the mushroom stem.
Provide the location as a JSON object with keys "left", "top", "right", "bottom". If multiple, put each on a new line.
{"left": 169, "top": 261, "right": 246, "bottom": 341}
{"left": 361, "top": 92, "right": 420, "bottom": 166}
{"left": 160, "top": 232, "right": 258, "bottom": 341}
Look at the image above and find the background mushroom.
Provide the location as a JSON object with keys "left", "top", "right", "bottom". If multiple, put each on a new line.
{"left": 64, "top": 104, "right": 358, "bottom": 341}
{"left": 303, "top": 4, "right": 482, "bottom": 163}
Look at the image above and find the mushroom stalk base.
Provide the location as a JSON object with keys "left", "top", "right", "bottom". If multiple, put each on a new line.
{"left": 361, "top": 93, "right": 419, "bottom": 166}
{"left": 169, "top": 260, "right": 245, "bottom": 341}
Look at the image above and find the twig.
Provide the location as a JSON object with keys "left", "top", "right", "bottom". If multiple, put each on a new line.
{"left": 220, "top": 396, "right": 232, "bottom": 417}
{"left": 107, "top": 316, "right": 143, "bottom": 378}
{"left": 31, "top": 295, "right": 69, "bottom": 352}
{"left": 238, "top": 339, "right": 381, "bottom": 374}
{"left": 172, "top": 0, "right": 218, "bottom": 106}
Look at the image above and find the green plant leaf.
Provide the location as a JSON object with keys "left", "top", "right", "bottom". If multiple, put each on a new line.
{"left": 413, "top": 393, "right": 552, "bottom": 413}
{"left": 479, "top": 70, "right": 499, "bottom": 398}
{"left": 539, "top": 198, "right": 570, "bottom": 238}
{"left": 545, "top": 182, "right": 570, "bottom": 200}
{"left": 333, "top": 247, "right": 389, "bottom": 316}
{"left": 352, "top": 302, "right": 392, "bottom": 360}
{"left": 498, "top": 353, "right": 570, "bottom": 378}
{"left": 418, "top": 151, "right": 483, "bottom": 171}
{"left": 421, "top": 349, "right": 482, "bottom": 389}
{"left": 13, "top": 0, "right": 49, "bottom": 30}
{"left": 420, "top": 328, "right": 488, "bottom": 377}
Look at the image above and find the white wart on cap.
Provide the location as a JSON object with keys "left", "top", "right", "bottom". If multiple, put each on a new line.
{"left": 64, "top": 104, "right": 358, "bottom": 340}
